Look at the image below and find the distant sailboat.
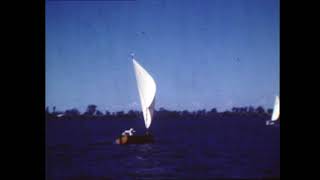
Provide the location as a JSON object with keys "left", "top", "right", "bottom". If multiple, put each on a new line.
{"left": 115, "top": 55, "right": 156, "bottom": 144}
{"left": 266, "top": 96, "right": 280, "bottom": 126}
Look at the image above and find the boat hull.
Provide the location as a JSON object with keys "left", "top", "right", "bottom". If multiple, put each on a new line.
{"left": 266, "top": 119, "right": 280, "bottom": 126}
{"left": 115, "top": 134, "right": 154, "bottom": 144}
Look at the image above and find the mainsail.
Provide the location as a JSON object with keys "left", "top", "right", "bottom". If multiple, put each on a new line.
{"left": 271, "top": 96, "right": 280, "bottom": 121}
{"left": 132, "top": 58, "right": 156, "bottom": 129}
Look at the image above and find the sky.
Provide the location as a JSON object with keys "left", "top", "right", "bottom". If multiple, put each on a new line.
{"left": 46, "top": 0, "right": 279, "bottom": 113}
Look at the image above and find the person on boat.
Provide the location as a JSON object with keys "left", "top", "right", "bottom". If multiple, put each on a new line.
{"left": 122, "top": 128, "right": 135, "bottom": 136}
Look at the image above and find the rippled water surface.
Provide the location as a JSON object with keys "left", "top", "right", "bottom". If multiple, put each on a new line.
{"left": 46, "top": 118, "right": 280, "bottom": 179}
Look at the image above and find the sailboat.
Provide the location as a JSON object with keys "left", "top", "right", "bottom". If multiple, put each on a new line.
{"left": 266, "top": 95, "right": 280, "bottom": 126}
{"left": 115, "top": 55, "right": 156, "bottom": 144}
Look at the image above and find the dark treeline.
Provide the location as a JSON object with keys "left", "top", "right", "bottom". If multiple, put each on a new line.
{"left": 46, "top": 104, "right": 272, "bottom": 121}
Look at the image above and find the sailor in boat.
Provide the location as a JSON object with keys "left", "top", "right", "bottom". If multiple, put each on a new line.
{"left": 122, "top": 128, "right": 136, "bottom": 136}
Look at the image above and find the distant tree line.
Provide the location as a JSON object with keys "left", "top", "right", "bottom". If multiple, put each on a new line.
{"left": 46, "top": 104, "right": 273, "bottom": 121}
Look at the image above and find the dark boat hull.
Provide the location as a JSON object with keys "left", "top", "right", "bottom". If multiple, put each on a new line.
{"left": 115, "top": 135, "right": 154, "bottom": 144}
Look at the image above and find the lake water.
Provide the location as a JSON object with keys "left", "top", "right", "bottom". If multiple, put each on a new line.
{"left": 46, "top": 117, "right": 280, "bottom": 179}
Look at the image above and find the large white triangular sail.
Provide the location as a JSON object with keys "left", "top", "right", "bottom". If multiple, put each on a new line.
{"left": 132, "top": 58, "right": 156, "bottom": 129}
{"left": 271, "top": 96, "right": 280, "bottom": 121}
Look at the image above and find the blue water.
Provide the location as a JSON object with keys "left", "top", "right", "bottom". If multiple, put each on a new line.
{"left": 46, "top": 117, "right": 280, "bottom": 179}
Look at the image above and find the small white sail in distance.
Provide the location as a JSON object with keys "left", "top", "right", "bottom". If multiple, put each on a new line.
{"left": 271, "top": 95, "right": 280, "bottom": 121}
{"left": 132, "top": 58, "right": 156, "bottom": 129}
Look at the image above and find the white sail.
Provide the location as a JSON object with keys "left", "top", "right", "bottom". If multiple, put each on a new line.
{"left": 271, "top": 96, "right": 280, "bottom": 121}
{"left": 132, "top": 58, "right": 156, "bottom": 129}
